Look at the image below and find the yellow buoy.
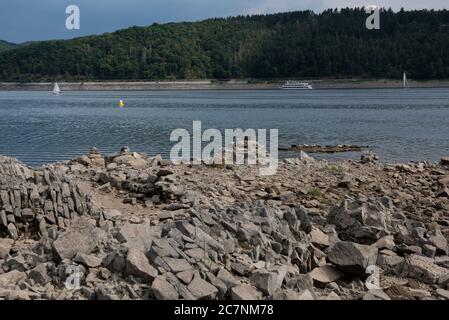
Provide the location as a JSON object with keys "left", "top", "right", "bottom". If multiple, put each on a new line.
{"left": 119, "top": 100, "right": 125, "bottom": 108}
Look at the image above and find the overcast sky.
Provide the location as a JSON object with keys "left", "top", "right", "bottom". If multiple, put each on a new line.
{"left": 1, "top": 0, "right": 447, "bottom": 43}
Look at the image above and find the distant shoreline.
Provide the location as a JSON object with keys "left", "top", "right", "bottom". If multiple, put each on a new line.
{"left": 1, "top": 79, "right": 449, "bottom": 91}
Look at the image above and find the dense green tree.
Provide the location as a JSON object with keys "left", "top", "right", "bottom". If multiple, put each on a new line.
{"left": 0, "top": 40, "right": 18, "bottom": 52}
{"left": 0, "top": 8, "right": 449, "bottom": 81}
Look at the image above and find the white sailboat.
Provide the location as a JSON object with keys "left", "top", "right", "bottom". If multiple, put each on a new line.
{"left": 403, "top": 72, "right": 409, "bottom": 89}
{"left": 53, "top": 82, "right": 61, "bottom": 95}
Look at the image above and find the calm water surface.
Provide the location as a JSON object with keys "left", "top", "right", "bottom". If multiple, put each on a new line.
{"left": 1, "top": 89, "right": 449, "bottom": 166}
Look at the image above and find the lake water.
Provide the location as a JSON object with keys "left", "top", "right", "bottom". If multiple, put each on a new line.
{"left": 1, "top": 88, "right": 449, "bottom": 166}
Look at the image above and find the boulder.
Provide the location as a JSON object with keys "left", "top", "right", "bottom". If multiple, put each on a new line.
{"left": 328, "top": 241, "right": 378, "bottom": 276}
{"left": 328, "top": 197, "right": 394, "bottom": 244}
{"left": 399, "top": 254, "right": 449, "bottom": 284}
{"left": 152, "top": 276, "right": 179, "bottom": 300}
{"left": 373, "top": 235, "right": 396, "bottom": 251}
{"left": 217, "top": 268, "right": 239, "bottom": 289}
{"left": 436, "top": 289, "right": 449, "bottom": 300}
{"left": 310, "top": 265, "right": 343, "bottom": 285}
{"left": 163, "top": 257, "right": 192, "bottom": 273}
{"left": 148, "top": 239, "right": 180, "bottom": 261}
{"left": 187, "top": 276, "right": 218, "bottom": 300}
{"left": 116, "top": 221, "right": 159, "bottom": 252}
{"left": 52, "top": 219, "right": 107, "bottom": 261}
{"left": 28, "top": 264, "right": 50, "bottom": 286}
{"left": 111, "top": 153, "right": 149, "bottom": 169}
{"left": 126, "top": 248, "right": 158, "bottom": 281}
{"left": 76, "top": 155, "right": 91, "bottom": 166}
{"left": 0, "top": 239, "right": 14, "bottom": 259}
{"left": 428, "top": 229, "right": 448, "bottom": 255}
{"left": 363, "top": 289, "right": 391, "bottom": 300}
{"left": 441, "top": 157, "right": 449, "bottom": 166}
{"left": 325, "top": 292, "right": 342, "bottom": 300}
{"left": 361, "top": 151, "right": 379, "bottom": 164}
{"left": 103, "top": 209, "right": 122, "bottom": 221}
{"left": 250, "top": 267, "right": 286, "bottom": 296}
{"left": 74, "top": 253, "right": 103, "bottom": 268}
{"left": 176, "top": 270, "right": 194, "bottom": 285}
{"left": 231, "top": 284, "right": 261, "bottom": 300}
{"left": 0, "top": 270, "right": 26, "bottom": 289}
{"left": 309, "top": 227, "right": 330, "bottom": 249}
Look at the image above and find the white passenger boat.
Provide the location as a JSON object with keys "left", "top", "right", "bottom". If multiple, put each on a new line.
{"left": 280, "top": 80, "right": 313, "bottom": 90}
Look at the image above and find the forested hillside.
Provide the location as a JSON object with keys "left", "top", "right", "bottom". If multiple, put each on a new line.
{"left": 1, "top": 8, "right": 449, "bottom": 81}
{"left": 0, "top": 40, "right": 18, "bottom": 52}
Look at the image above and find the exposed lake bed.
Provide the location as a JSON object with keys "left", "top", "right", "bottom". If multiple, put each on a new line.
{"left": 0, "top": 146, "right": 449, "bottom": 300}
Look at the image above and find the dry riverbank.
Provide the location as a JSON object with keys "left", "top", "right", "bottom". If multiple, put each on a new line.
{"left": 1, "top": 79, "right": 449, "bottom": 91}
{"left": 1, "top": 148, "right": 449, "bottom": 300}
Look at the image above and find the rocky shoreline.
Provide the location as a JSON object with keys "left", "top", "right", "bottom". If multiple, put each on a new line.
{"left": 279, "top": 144, "right": 369, "bottom": 154}
{"left": 1, "top": 148, "right": 449, "bottom": 300}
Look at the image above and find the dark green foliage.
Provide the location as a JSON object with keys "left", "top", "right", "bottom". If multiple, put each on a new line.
{"left": 0, "top": 40, "right": 18, "bottom": 52}
{"left": 1, "top": 8, "right": 449, "bottom": 81}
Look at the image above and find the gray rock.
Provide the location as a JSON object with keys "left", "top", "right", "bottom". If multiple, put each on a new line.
{"left": 328, "top": 197, "right": 394, "bottom": 244}
{"left": 126, "top": 248, "right": 158, "bottom": 281}
{"left": 176, "top": 270, "right": 194, "bottom": 285}
{"left": 428, "top": 229, "right": 448, "bottom": 255}
{"left": 217, "top": 268, "right": 239, "bottom": 289}
{"left": 422, "top": 244, "right": 437, "bottom": 258}
{"left": 273, "top": 289, "right": 304, "bottom": 300}
{"left": 74, "top": 253, "right": 103, "bottom": 268}
{"left": 328, "top": 241, "right": 378, "bottom": 276}
{"left": 435, "top": 256, "right": 449, "bottom": 268}
{"left": 117, "top": 221, "right": 158, "bottom": 252}
{"left": 376, "top": 252, "right": 404, "bottom": 273}
{"left": 299, "top": 151, "right": 315, "bottom": 162}
{"left": 103, "top": 209, "right": 122, "bottom": 221}
{"left": 325, "top": 292, "right": 342, "bottom": 300}
{"left": 28, "top": 264, "right": 50, "bottom": 286}
{"left": 187, "top": 276, "right": 218, "bottom": 300}
{"left": 163, "top": 257, "right": 192, "bottom": 273}
{"left": 438, "top": 273, "right": 449, "bottom": 288}
{"left": 293, "top": 273, "right": 314, "bottom": 292}
{"left": 436, "top": 288, "right": 449, "bottom": 300}
{"left": 148, "top": 238, "right": 180, "bottom": 261}
{"left": 309, "top": 227, "right": 330, "bottom": 249}
{"left": 0, "top": 270, "right": 26, "bottom": 289}
{"left": 361, "top": 151, "right": 379, "bottom": 164}
{"left": 152, "top": 276, "right": 179, "bottom": 300}
{"left": 399, "top": 254, "right": 449, "bottom": 284}
{"left": 297, "top": 289, "right": 315, "bottom": 300}
{"left": 96, "top": 285, "right": 120, "bottom": 300}
{"left": 231, "top": 284, "right": 262, "bottom": 300}
{"left": 52, "top": 219, "right": 107, "bottom": 261}
{"left": 363, "top": 289, "right": 391, "bottom": 300}
{"left": 0, "top": 239, "right": 14, "bottom": 259}
{"left": 441, "top": 157, "right": 449, "bottom": 166}
{"left": 295, "top": 205, "right": 312, "bottom": 233}
{"left": 310, "top": 265, "right": 343, "bottom": 286}
{"left": 373, "top": 235, "right": 396, "bottom": 250}
{"left": 250, "top": 268, "right": 286, "bottom": 296}
{"left": 176, "top": 221, "right": 224, "bottom": 252}
{"left": 7, "top": 223, "right": 18, "bottom": 240}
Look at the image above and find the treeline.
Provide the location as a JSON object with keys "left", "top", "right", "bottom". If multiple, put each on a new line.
{"left": 1, "top": 8, "right": 449, "bottom": 81}
{"left": 0, "top": 40, "right": 17, "bottom": 52}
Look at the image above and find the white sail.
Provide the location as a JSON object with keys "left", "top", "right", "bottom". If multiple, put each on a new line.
{"left": 53, "top": 82, "right": 61, "bottom": 95}
{"left": 403, "top": 72, "right": 408, "bottom": 88}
